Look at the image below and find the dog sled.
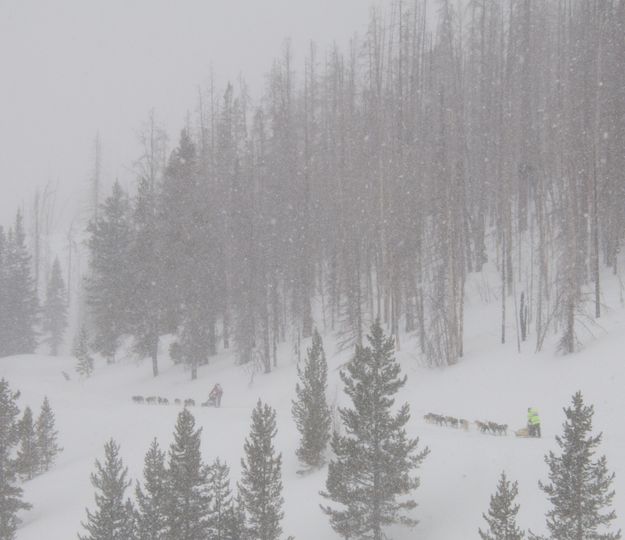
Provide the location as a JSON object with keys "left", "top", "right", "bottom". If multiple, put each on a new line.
{"left": 201, "top": 397, "right": 218, "bottom": 407}
{"left": 296, "top": 462, "right": 326, "bottom": 477}
{"left": 515, "top": 427, "right": 530, "bottom": 438}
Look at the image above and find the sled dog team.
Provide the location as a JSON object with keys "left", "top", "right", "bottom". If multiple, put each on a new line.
{"left": 424, "top": 412, "right": 507, "bottom": 436}
{"left": 131, "top": 383, "right": 223, "bottom": 408}
{"left": 424, "top": 407, "right": 541, "bottom": 438}
{"left": 423, "top": 413, "right": 470, "bottom": 431}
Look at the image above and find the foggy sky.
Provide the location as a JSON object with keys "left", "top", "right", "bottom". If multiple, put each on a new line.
{"left": 0, "top": 0, "right": 376, "bottom": 228}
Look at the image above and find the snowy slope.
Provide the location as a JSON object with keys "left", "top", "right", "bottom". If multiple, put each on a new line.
{"left": 3, "top": 273, "right": 625, "bottom": 539}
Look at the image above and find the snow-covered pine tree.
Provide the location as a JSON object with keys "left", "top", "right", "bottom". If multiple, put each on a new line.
{"left": 164, "top": 409, "right": 210, "bottom": 540}
{"left": 41, "top": 257, "right": 68, "bottom": 355}
{"left": 135, "top": 438, "right": 168, "bottom": 540}
{"left": 479, "top": 471, "right": 525, "bottom": 540}
{"left": 130, "top": 113, "right": 168, "bottom": 375}
{"left": 86, "top": 181, "right": 133, "bottom": 361}
{"left": 35, "top": 397, "right": 61, "bottom": 472}
{"left": 16, "top": 406, "right": 39, "bottom": 481}
{"left": 158, "top": 129, "right": 196, "bottom": 330}
{"left": 0, "top": 379, "right": 31, "bottom": 540}
{"left": 130, "top": 175, "right": 163, "bottom": 377}
{"left": 239, "top": 400, "right": 285, "bottom": 540}
{"left": 74, "top": 326, "right": 95, "bottom": 378}
{"left": 161, "top": 128, "right": 222, "bottom": 376}
{"left": 207, "top": 458, "right": 234, "bottom": 540}
{"left": 78, "top": 438, "right": 134, "bottom": 540}
{"left": 321, "top": 319, "right": 430, "bottom": 540}
{"left": 123, "top": 499, "right": 138, "bottom": 540}
{"left": 3, "top": 212, "right": 38, "bottom": 355}
{"left": 291, "top": 329, "right": 331, "bottom": 469}
{"left": 538, "top": 391, "right": 621, "bottom": 540}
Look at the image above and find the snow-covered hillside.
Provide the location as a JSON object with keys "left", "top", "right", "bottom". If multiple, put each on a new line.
{"left": 3, "top": 272, "right": 625, "bottom": 539}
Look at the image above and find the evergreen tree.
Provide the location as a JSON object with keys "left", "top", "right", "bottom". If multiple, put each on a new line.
{"left": 135, "top": 439, "right": 167, "bottom": 540}
{"left": 74, "top": 326, "right": 95, "bottom": 378}
{"left": 321, "top": 320, "right": 430, "bottom": 540}
{"left": 479, "top": 472, "right": 525, "bottom": 540}
{"left": 158, "top": 129, "right": 199, "bottom": 331}
{"left": 0, "top": 379, "right": 31, "bottom": 540}
{"left": 160, "top": 129, "right": 219, "bottom": 378}
{"left": 239, "top": 400, "right": 285, "bottom": 540}
{"left": 86, "top": 181, "right": 133, "bottom": 361}
{"left": 164, "top": 409, "right": 210, "bottom": 540}
{"left": 292, "top": 329, "right": 331, "bottom": 469}
{"left": 0, "top": 227, "right": 8, "bottom": 357}
{"left": 123, "top": 499, "right": 138, "bottom": 540}
{"left": 207, "top": 458, "right": 233, "bottom": 540}
{"left": 35, "top": 397, "right": 61, "bottom": 473}
{"left": 42, "top": 257, "right": 68, "bottom": 355}
{"left": 3, "top": 212, "right": 38, "bottom": 355}
{"left": 16, "top": 406, "right": 39, "bottom": 481}
{"left": 130, "top": 176, "right": 163, "bottom": 377}
{"left": 178, "top": 304, "right": 211, "bottom": 380}
{"left": 538, "top": 391, "right": 621, "bottom": 540}
{"left": 223, "top": 493, "right": 247, "bottom": 540}
{"left": 79, "top": 438, "right": 134, "bottom": 540}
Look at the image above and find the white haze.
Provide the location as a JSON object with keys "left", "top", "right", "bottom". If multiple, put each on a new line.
{"left": 0, "top": 0, "right": 376, "bottom": 226}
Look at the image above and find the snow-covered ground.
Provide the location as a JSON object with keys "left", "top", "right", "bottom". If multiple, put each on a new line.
{"left": 3, "top": 271, "right": 625, "bottom": 539}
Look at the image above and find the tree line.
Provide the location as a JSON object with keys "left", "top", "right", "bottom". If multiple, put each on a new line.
{"left": 0, "top": 210, "right": 68, "bottom": 358}
{"left": 3, "top": 1, "right": 624, "bottom": 371}
{"left": 82, "top": 0, "right": 625, "bottom": 378}
{"left": 77, "top": 402, "right": 285, "bottom": 540}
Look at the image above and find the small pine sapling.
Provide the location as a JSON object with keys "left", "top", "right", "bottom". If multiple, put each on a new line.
{"left": 16, "top": 407, "right": 39, "bottom": 481}
{"left": 35, "top": 397, "right": 62, "bottom": 472}
{"left": 74, "top": 326, "right": 95, "bottom": 378}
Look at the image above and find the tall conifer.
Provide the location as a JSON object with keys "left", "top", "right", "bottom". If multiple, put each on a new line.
{"left": 0, "top": 379, "right": 31, "bottom": 540}
{"left": 130, "top": 176, "right": 163, "bottom": 377}
{"left": 3, "top": 212, "right": 38, "bottom": 355}
{"left": 321, "top": 320, "right": 429, "bottom": 540}
{"left": 78, "top": 439, "right": 134, "bottom": 540}
{"left": 86, "top": 182, "right": 133, "bottom": 360}
{"left": 239, "top": 400, "right": 285, "bottom": 540}
{"left": 42, "top": 257, "right": 68, "bottom": 355}
{"left": 164, "top": 409, "right": 210, "bottom": 540}
{"left": 207, "top": 458, "right": 234, "bottom": 540}
{"left": 292, "top": 329, "right": 331, "bottom": 469}
{"left": 135, "top": 439, "right": 167, "bottom": 540}
{"left": 539, "top": 392, "right": 621, "bottom": 540}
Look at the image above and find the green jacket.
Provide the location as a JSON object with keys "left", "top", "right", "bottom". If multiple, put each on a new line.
{"left": 528, "top": 408, "right": 540, "bottom": 425}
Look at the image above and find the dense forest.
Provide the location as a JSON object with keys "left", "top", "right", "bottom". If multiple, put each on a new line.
{"left": 3, "top": 0, "right": 625, "bottom": 376}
